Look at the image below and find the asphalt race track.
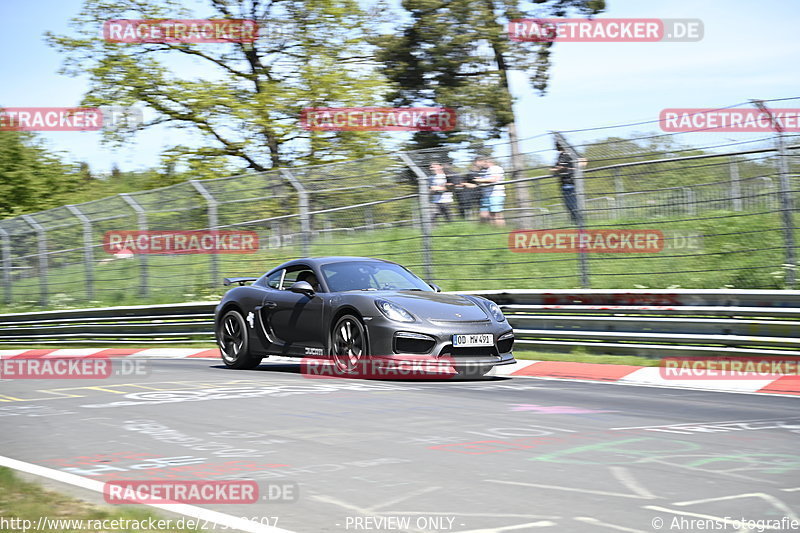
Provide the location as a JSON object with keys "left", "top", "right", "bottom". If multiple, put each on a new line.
{"left": 1, "top": 357, "right": 799, "bottom": 533}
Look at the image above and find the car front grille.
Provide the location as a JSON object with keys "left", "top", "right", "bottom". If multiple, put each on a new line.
{"left": 438, "top": 345, "right": 499, "bottom": 358}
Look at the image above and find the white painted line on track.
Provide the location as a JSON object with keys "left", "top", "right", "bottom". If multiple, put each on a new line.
{"left": 44, "top": 348, "right": 105, "bottom": 357}
{"left": 609, "top": 417, "right": 797, "bottom": 431}
{"left": 0, "top": 350, "right": 27, "bottom": 357}
{"left": 0, "top": 454, "right": 294, "bottom": 533}
{"left": 131, "top": 348, "right": 204, "bottom": 358}
{"left": 619, "top": 366, "right": 774, "bottom": 393}
{"left": 508, "top": 374, "right": 800, "bottom": 398}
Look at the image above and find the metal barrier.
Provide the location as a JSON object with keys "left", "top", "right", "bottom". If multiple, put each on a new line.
{"left": 1, "top": 290, "right": 799, "bottom": 359}
{"left": 0, "top": 302, "right": 215, "bottom": 344}
{"left": 465, "top": 289, "right": 800, "bottom": 358}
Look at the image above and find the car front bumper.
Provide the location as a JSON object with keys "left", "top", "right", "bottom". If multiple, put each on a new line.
{"left": 362, "top": 315, "right": 516, "bottom": 367}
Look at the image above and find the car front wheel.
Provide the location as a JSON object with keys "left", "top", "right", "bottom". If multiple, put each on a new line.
{"left": 331, "top": 314, "right": 367, "bottom": 373}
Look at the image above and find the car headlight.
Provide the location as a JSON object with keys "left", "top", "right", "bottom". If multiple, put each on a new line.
{"left": 375, "top": 299, "right": 415, "bottom": 322}
{"left": 487, "top": 301, "right": 506, "bottom": 322}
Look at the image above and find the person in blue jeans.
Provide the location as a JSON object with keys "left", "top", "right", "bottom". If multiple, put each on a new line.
{"left": 474, "top": 157, "right": 506, "bottom": 226}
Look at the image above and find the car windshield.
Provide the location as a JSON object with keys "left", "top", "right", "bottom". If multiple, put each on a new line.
{"left": 320, "top": 261, "right": 433, "bottom": 292}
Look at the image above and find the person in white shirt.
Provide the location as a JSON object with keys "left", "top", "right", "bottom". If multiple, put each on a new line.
{"left": 474, "top": 157, "right": 505, "bottom": 226}
{"left": 428, "top": 162, "right": 453, "bottom": 223}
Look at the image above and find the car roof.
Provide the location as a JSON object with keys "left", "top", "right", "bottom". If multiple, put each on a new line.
{"left": 272, "top": 256, "right": 397, "bottom": 271}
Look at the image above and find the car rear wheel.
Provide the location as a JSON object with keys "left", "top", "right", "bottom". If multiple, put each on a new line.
{"left": 332, "top": 314, "right": 367, "bottom": 373}
{"left": 218, "top": 310, "right": 262, "bottom": 369}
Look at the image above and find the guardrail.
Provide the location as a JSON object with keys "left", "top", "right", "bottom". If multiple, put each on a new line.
{"left": 465, "top": 289, "right": 800, "bottom": 359}
{"left": 1, "top": 290, "right": 799, "bottom": 358}
{"left": 0, "top": 302, "right": 215, "bottom": 344}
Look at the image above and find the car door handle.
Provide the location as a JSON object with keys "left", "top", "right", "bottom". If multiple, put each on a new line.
{"left": 263, "top": 301, "right": 277, "bottom": 309}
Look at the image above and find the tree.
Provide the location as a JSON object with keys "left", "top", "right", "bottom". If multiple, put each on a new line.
{"left": 375, "top": 0, "right": 606, "bottom": 211}
{"left": 377, "top": 0, "right": 605, "bottom": 150}
{"left": 46, "top": 0, "right": 395, "bottom": 172}
{"left": 0, "top": 129, "right": 82, "bottom": 218}
{"left": 78, "top": 161, "right": 93, "bottom": 181}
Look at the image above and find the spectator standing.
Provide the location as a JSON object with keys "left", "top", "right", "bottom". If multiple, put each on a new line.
{"left": 428, "top": 162, "right": 453, "bottom": 223}
{"left": 551, "top": 141, "right": 587, "bottom": 225}
{"left": 475, "top": 157, "right": 506, "bottom": 226}
{"left": 451, "top": 163, "right": 480, "bottom": 219}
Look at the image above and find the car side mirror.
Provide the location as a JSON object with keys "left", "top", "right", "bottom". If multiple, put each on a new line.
{"left": 290, "top": 280, "right": 315, "bottom": 297}
{"left": 429, "top": 283, "right": 442, "bottom": 292}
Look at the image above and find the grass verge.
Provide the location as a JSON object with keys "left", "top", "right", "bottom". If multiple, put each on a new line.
{"left": 0, "top": 467, "right": 196, "bottom": 533}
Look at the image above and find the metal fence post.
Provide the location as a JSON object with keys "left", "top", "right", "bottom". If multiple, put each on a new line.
{"left": 775, "top": 134, "right": 797, "bottom": 288}
{"left": 21, "top": 215, "right": 48, "bottom": 307}
{"left": 66, "top": 205, "right": 95, "bottom": 301}
{"left": 614, "top": 168, "right": 625, "bottom": 217}
{"left": 684, "top": 188, "right": 697, "bottom": 216}
{"left": 120, "top": 194, "right": 149, "bottom": 297}
{"left": 753, "top": 99, "right": 797, "bottom": 288}
{"left": 398, "top": 153, "right": 434, "bottom": 282}
{"left": 189, "top": 180, "right": 220, "bottom": 288}
{"left": 729, "top": 156, "right": 742, "bottom": 211}
{"left": 553, "top": 132, "right": 590, "bottom": 288}
{"left": 508, "top": 124, "right": 532, "bottom": 227}
{"left": 0, "top": 227, "right": 11, "bottom": 305}
{"left": 281, "top": 169, "right": 311, "bottom": 257}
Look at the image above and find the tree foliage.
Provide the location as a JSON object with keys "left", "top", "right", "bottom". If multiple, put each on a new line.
{"left": 46, "top": 0, "right": 396, "bottom": 170}
{"left": 0, "top": 129, "right": 83, "bottom": 218}
{"left": 375, "top": 0, "right": 605, "bottom": 150}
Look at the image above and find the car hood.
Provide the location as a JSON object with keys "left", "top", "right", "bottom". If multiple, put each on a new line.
{"left": 385, "top": 292, "right": 489, "bottom": 321}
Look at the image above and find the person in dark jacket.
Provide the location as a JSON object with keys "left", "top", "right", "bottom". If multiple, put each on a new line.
{"left": 451, "top": 162, "right": 480, "bottom": 219}
{"left": 552, "top": 141, "right": 585, "bottom": 225}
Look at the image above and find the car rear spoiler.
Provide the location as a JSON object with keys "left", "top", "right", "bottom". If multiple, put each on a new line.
{"left": 223, "top": 277, "right": 258, "bottom": 286}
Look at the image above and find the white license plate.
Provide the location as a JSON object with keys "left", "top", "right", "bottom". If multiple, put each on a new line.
{"left": 452, "top": 334, "right": 493, "bottom": 347}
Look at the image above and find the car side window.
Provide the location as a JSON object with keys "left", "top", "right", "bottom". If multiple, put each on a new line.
{"left": 281, "top": 269, "right": 301, "bottom": 290}
{"left": 266, "top": 270, "right": 284, "bottom": 289}
{"left": 281, "top": 266, "right": 321, "bottom": 291}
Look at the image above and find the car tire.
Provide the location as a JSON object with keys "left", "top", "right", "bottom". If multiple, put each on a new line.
{"left": 218, "top": 309, "right": 262, "bottom": 369}
{"left": 331, "top": 314, "right": 368, "bottom": 373}
{"left": 454, "top": 364, "right": 492, "bottom": 379}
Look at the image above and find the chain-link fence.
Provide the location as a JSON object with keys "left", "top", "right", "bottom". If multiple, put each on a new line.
{"left": 1, "top": 98, "right": 798, "bottom": 309}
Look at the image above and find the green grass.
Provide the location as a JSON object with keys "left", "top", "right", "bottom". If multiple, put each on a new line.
{"left": 513, "top": 349, "right": 660, "bottom": 367}
{"left": 1, "top": 208, "right": 794, "bottom": 314}
{"left": 0, "top": 467, "right": 197, "bottom": 533}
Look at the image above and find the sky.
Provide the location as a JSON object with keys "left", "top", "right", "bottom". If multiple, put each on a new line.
{"left": 1, "top": 0, "right": 799, "bottom": 174}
